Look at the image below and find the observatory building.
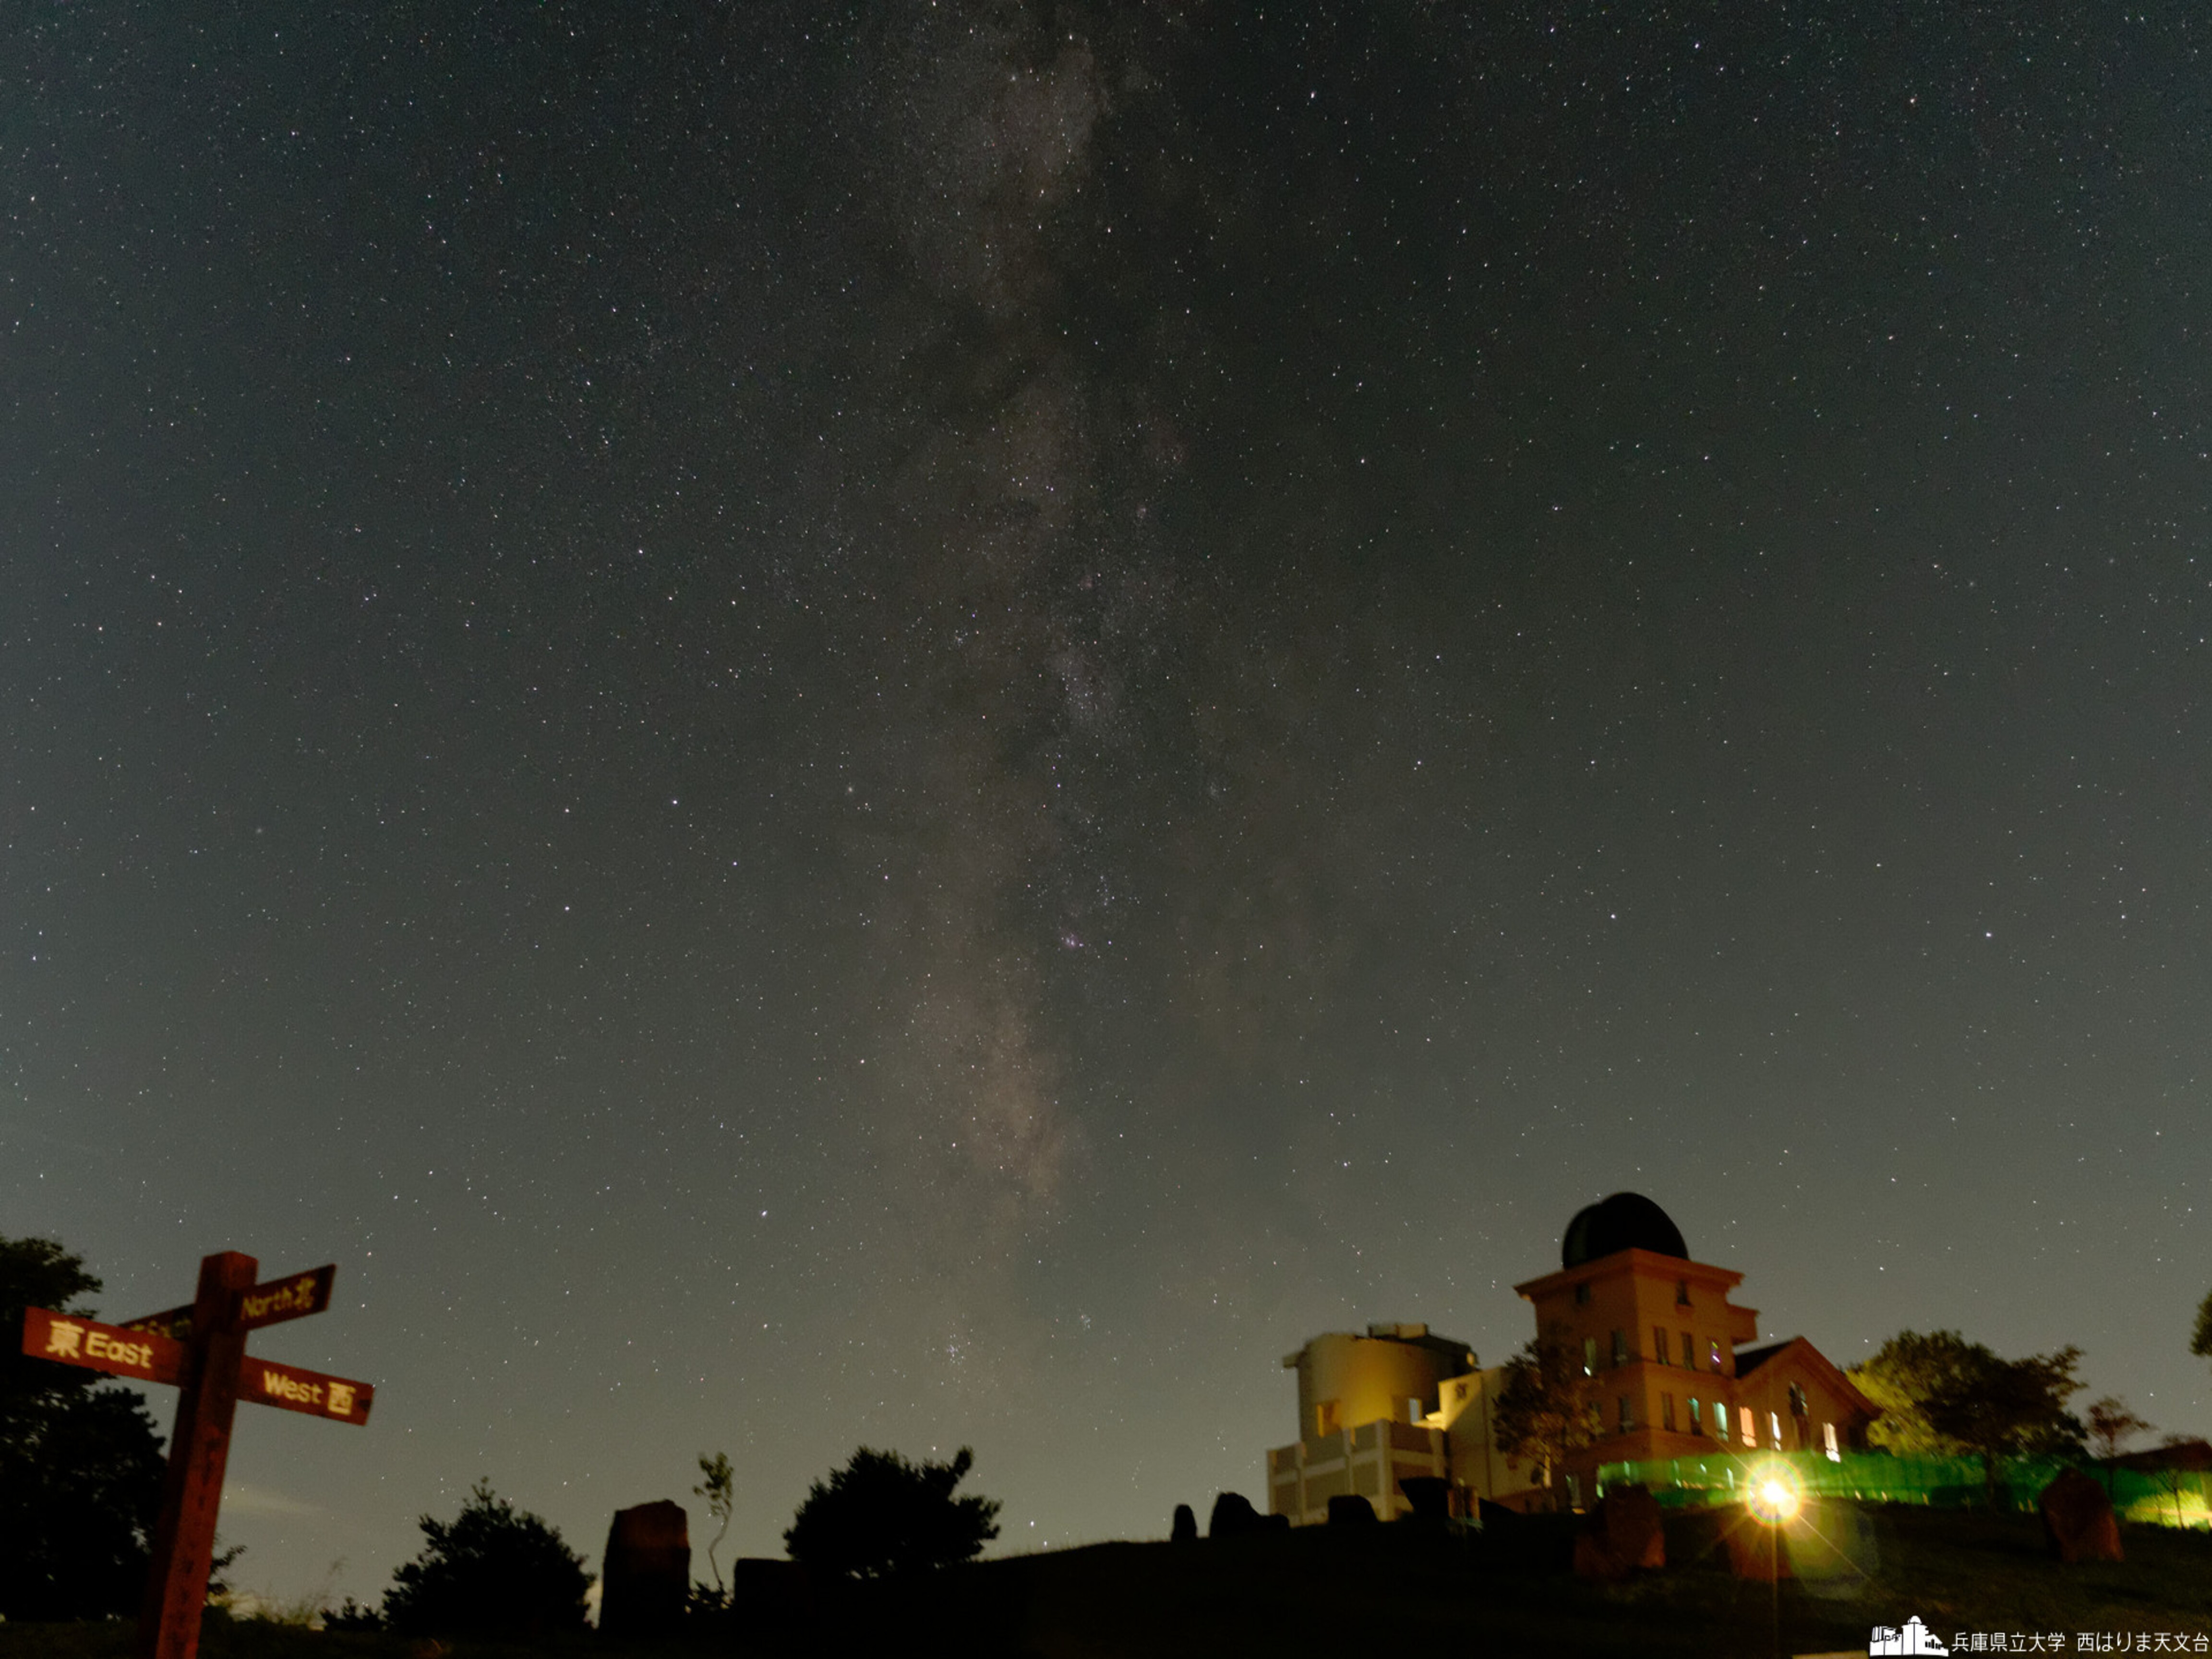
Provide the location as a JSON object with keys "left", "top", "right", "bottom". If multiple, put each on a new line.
{"left": 1512, "top": 1192, "right": 1879, "bottom": 1503}
{"left": 1265, "top": 1322, "right": 1550, "bottom": 1523}
{"left": 1264, "top": 1193, "right": 1879, "bottom": 1519}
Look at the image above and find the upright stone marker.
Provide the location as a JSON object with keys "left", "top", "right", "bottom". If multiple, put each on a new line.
{"left": 600, "top": 1500, "right": 691, "bottom": 1635}
{"left": 2040, "top": 1468, "right": 2123, "bottom": 1563}
{"left": 20, "top": 1250, "right": 373, "bottom": 1659}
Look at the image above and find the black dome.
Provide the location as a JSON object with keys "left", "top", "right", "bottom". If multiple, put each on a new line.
{"left": 1562, "top": 1192, "right": 1688, "bottom": 1268}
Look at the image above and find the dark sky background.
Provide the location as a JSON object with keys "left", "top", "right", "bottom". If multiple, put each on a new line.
{"left": 6, "top": 0, "right": 2209, "bottom": 1608}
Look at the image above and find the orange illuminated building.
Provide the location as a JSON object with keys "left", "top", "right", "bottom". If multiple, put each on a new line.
{"left": 1512, "top": 1193, "right": 1879, "bottom": 1506}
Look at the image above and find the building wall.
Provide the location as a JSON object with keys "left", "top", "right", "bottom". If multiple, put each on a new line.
{"left": 1436, "top": 1365, "right": 1549, "bottom": 1508}
{"left": 1289, "top": 1326, "right": 1471, "bottom": 1442}
{"left": 1266, "top": 1363, "right": 1548, "bottom": 1522}
{"left": 1269, "top": 1326, "right": 1477, "bottom": 1523}
{"left": 1267, "top": 1419, "right": 1451, "bottom": 1522}
{"left": 1512, "top": 1248, "right": 1765, "bottom": 1499}
{"left": 1730, "top": 1343, "right": 1875, "bottom": 1459}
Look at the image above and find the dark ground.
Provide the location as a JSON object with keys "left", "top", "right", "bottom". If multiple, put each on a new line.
{"left": 9, "top": 1508, "right": 2211, "bottom": 1659}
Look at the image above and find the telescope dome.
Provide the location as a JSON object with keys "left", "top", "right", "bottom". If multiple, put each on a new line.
{"left": 1562, "top": 1192, "right": 1688, "bottom": 1268}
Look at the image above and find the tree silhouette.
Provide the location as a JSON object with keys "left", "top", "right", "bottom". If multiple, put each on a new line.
{"left": 694, "top": 1451, "right": 735, "bottom": 1595}
{"left": 1852, "top": 1330, "right": 1983, "bottom": 1455}
{"left": 0, "top": 1235, "right": 167, "bottom": 1621}
{"left": 1853, "top": 1330, "right": 2084, "bottom": 1502}
{"left": 783, "top": 1447, "right": 1000, "bottom": 1579}
{"left": 2085, "top": 1398, "right": 2154, "bottom": 1499}
{"left": 1491, "top": 1328, "right": 1601, "bottom": 1507}
{"left": 2085, "top": 1397, "right": 2152, "bottom": 1462}
{"left": 2193, "top": 1290, "right": 2212, "bottom": 1371}
{"left": 383, "top": 1479, "right": 589, "bottom": 1637}
{"left": 2147, "top": 1435, "right": 2201, "bottom": 1528}
{"left": 1926, "top": 1345, "right": 2085, "bottom": 1502}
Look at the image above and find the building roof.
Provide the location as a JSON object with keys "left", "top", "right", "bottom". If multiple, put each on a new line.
{"left": 2109, "top": 1437, "right": 2212, "bottom": 1473}
{"left": 1279, "top": 1324, "right": 1476, "bottom": 1372}
{"left": 1730, "top": 1334, "right": 1882, "bottom": 1420}
{"left": 1731, "top": 1341, "right": 1793, "bottom": 1378}
{"left": 1512, "top": 1246, "right": 1745, "bottom": 1303}
{"left": 1561, "top": 1191, "right": 1689, "bottom": 1268}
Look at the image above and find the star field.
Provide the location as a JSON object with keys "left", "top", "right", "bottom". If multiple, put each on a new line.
{"left": 4, "top": 1, "right": 2209, "bottom": 1605}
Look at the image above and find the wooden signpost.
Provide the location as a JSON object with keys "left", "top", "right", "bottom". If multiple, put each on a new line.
{"left": 20, "top": 1250, "right": 373, "bottom": 1659}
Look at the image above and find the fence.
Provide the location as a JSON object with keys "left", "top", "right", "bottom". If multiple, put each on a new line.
{"left": 1594, "top": 1450, "right": 2211, "bottom": 1528}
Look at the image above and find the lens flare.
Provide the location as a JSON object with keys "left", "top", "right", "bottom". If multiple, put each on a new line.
{"left": 1745, "top": 1463, "right": 1802, "bottom": 1525}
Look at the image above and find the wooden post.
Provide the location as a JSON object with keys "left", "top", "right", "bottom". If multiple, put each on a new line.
{"left": 138, "top": 1251, "right": 255, "bottom": 1659}
{"left": 24, "top": 1250, "right": 368, "bottom": 1655}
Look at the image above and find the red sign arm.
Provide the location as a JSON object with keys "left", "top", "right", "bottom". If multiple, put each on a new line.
{"left": 234, "top": 1265, "right": 336, "bottom": 1331}
{"left": 21, "top": 1308, "right": 186, "bottom": 1387}
{"left": 119, "top": 1305, "right": 196, "bottom": 1344}
{"left": 121, "top": 1263, "right": 336, "bottom": 1345}
{"left": 238, "top": 1356, "right": 374, "bottom": 1426}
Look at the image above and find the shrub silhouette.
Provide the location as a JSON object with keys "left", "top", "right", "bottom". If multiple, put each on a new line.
{"left": 783, "top": 1447, "right": 1000, "bottom": 1579}
{"left": 322, "top": 1597, "right": 383, "bottom": 1631}
{"left": 383, "top": 1479, "right": 589, "bottom": 1636}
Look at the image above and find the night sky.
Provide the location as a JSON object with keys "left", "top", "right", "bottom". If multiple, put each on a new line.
{"left": 6, "top": 0, "right": 2209, "bottom": 1608}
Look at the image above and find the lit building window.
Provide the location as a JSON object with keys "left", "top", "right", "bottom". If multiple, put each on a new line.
{"left": 1740, "top": 1406, "right": 1755, "bottom": 1444}
{"left": 1769, "top": 1411, "right": 1782, "bottom": 1448}
{"left": 1583, "top": 1336, "right": 1597, "bottom": 1377}
{"left": 1715, "top": 1404, "right": 1731, "bottom": 1443}
{"left": 1688, "top": 1397, "right": 1702, "bottom": 1431}
{"left": 1788, "top": 1383, "right": 1808, "bottom": 1418}
{"left": 1823, "top": 1421, "right": 1840, "bottom": 1462}
{"left": 1709, "top": 1339, "right": 1723, "bottom": 1373}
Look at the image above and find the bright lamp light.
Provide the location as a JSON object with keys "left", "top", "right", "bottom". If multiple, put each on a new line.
{"left": 1745, "top": 1464, "right": 1802, "bottom": 1525}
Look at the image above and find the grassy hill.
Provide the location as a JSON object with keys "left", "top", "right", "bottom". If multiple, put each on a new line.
{"left": 9, "top": 1506, "right": 2210, "bottom": 1659}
